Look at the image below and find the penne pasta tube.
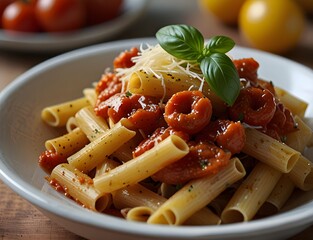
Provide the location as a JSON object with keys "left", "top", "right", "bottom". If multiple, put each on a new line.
{"left": 68, "top": 120, "right": 136, "bottom": 173}
{"left": 243, "top": 128, "right": 300, "bottom": 173}
{"left": 257, "top": 175, "right": 295, "bottom": 216}
{"left": 41, "top": 97, "right": 90, "bottom": 127}
{"left": 208, "top": 186, "right": 239, "bottom": 216}
{"left": 127, "top": 70, "right": 226, "bottom": 115}
{"left": 95, "top": 158, "right": 120, "bottom": 177}
{"left": 50, "top": 163, "right": 111, "bottom": 212}
{"left": 285, "top": 116, "right": 312, "bottom": 153}
{"left": 45, "top": 127, "right": 89, "bottom": 158}
{"left": 303, "top": 117, "right": 313, "bottom": 147}
{"left": 94, "top": 135, "right": 189, "bottom": 193}
{"left": 112, "top": 183, "right": 220, "bottom": 225}
{"left": 66, "top": 117, "right": 78, "bottom": 132}
{"left": 126, "top": 206, "right": 154, "bottom": 222}
{"left": 275, "top": 86, "right": 308, "bottom": 118}
{"left": 288, "top": 155, "right": 313, "bottom": 191}
{"left": 112, "top": 183, "right": 165, "bottom": 210}
{"left": 159, "top": 183, "right": 178, "bottom": 199}
{"left": 83, "top": 88, "right": 97, "bottom": 107}
{"left": 111, "top": 132, "right": 143, "bottom": 162}
{"left": 221, "top": 162, "right": 282, "bottom": 223}
{"left": 75, "top": 106, "right": 109, "bottom": 141}
{"left": 147, "top": 158, "right": 246, "bottom": 225}
{"left": 183, "top": 207, "right": 221, "bottom": 226}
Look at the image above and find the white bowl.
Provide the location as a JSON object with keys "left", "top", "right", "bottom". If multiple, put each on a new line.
{"left": 1, "top": 38, "right": 313, "bottom": 240}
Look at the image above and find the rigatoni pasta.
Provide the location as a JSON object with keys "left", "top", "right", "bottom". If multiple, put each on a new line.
{"left": 68, "top": 119, "right": 136, "bottom": 173}
{"left": 41, "top": 97, "right": 90, "bottom": 127}
{"left": 148, "top": 158, "right": 246, "bottom": 225}
{"left": 257, "top": 175, "right": 295, "bottom": 216}
{"left": 50, "top": 163, "right": 112, "bottom": 212}
{"left": 221, "top": 162, "right": 282, "bottom": 223}
{"left": 242, "top": 128, "right": 300, "bottom": 173}
{"left": 94, "top": 135, "right": 189, "bottom": 193}
{"left": 45, "top": 127, "right": 89, "bottom": 159}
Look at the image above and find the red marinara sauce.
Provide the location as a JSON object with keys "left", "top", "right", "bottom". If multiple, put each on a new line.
{"left": 113, "top": 47, "right": 139, "bottom": 69}
{"left": 229, "top": 57, "right": 298, "bottom": 141}
{"left": 39, "top": 150, "right": 67, "bottom": 173}
{"left": 95, "top": 92, "right": 164, "bottom": 135}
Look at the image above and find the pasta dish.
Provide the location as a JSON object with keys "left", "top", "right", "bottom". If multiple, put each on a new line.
{"left": 38, "top": 25, "right": 313, "bottom": 226}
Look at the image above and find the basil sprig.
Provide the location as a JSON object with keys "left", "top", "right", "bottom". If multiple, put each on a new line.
{"left": 156, "top": 24, "right": 240, "bottom": 106}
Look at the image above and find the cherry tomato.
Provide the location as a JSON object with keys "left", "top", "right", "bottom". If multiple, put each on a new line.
{"left": 239, "top": 0, "right": 305, "bottom": 54}
{"left": 199, "top": 0, "right": 246, "bottom": 25}
{"left": 35, "top": 0, "right": 86, "bottom": 32}
{"left": 84, "top": 0, "right": 124, "bottom": 26}
{"left": 0, "top": 0, "right": 14, "bottom": 28}
{"left": 2, "top": 1, "right": 41, "bottom": 32}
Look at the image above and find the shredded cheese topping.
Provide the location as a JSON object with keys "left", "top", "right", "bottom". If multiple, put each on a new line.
{"left": 116, "top": 44, "right": 206, "bottom": 94}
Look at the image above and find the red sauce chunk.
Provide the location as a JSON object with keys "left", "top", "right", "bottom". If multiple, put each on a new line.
{"left": 152, "top": 141, "right": 231, "bottom": 185}
{"left": 94, "top": 73, "right": 123, "bottom": 115}
{"left": 196, "top": 120, "right": 246, "bottom": 155}
{"left": 96, "top": 93, "right": 163, "bottom": 135}
{"left": 228, "top": 86, "right": 297, "bottom": 141}
{"left": 233, "top": 58, "right": 259, "bottom": 83}
{"left": 228, "top": 87, "right": 276, "bottom": 127}
{"left": 164, "top": 90, "right": 212, "bottom": 134}
{"left": 264, "top": 103, "right": 298, "bottom": 140}
{"left": 133, "top": 127, "right": 190, "bottom": 157}
{"left": 39, "top": 150, "right": 67, "bottom": 174}
{"left": 113, "top": 47, "right": 139, "bottom": 69}
{"left": 49, "top": 178, "right": 66, "bottom": 193}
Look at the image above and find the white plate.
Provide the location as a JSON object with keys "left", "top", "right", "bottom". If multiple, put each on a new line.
{"left": 0, "top": 38, "right": 313, "bottom": 240}
{"left": 0, "top": 0, "right": 148, "bottom": 53}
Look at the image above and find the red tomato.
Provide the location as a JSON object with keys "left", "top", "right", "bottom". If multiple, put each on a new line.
{"left": 84, "top": 0, "right": 124, "bottom": 26}
{"left": 2, "top": 1, "right": 41, "bottom": 32}
{"left": 0, "top": 0, "right": 14, "bottom": 27}
{"left": 35, "top": 0, "right": 86, "bottom": 32}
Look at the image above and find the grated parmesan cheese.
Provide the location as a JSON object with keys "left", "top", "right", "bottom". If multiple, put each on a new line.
{"left": 116, "top": 44, "right": 206, "bottom": 96}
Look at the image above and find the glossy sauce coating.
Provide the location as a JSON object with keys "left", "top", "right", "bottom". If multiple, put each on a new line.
{"left": 228, "top": 87, "right": 276, "bottom": 126}
{"left": 39, "top": 150, "right": 67, "bottom": 173}
{"left": 152, "top": 141, "right": 231, "bottom": 185}
{"left": 133, "top": 127, "right": 190, "bottom": 158}
{"left": 164, "top": 90, "right": 212, "bottom": 134}
{"left": 195, "top": 120, "right": 246, "bottom": 155}
{"left": 96, "top": 93, "right": 163, "bottom": 135}
{"left": 233, "top": 58, "right": 259, "bottom": 83}
{"left": 113, "top": 47, "right": 139, "bottom": 69}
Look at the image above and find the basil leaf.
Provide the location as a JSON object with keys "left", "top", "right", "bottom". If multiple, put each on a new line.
{"left": 156, "top": 24, "right": 240, "bottom": 105}
{"left": 156, "top": 25, "right": 204, "bottom": 61}
{"left": 205, "top": 36, "right": 235, "bottom": 54}
{"left": 200, "top": 53, "right": 240, "bottom": 106}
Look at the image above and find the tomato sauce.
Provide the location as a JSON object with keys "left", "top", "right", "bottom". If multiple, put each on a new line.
{"left": 39, "top": 150, "right": 67, "bottom": 174}
{"left": 96, "top": 93, "right": 164, "bottom": 135}
{"left": 113, "top": 47, "right": 139, "bottom": 69}
{"left": 133, "top": 127, "right": 190, "bottom": 157}
{"left": 195, "top": 120, "right": 246, "bottom": 155}
{"left": 164, "top": 90, "right": 212, "bottom": 134}
{"left": 228, "top": 87, "right": 276, "bottom": 127}
{"left": 152, "top": 141, "right": 231, "bottom": 185}
{"left": 228, "top": 58, "right": 298, "bottom": 141}
{"left": 233, "top": 58, "right": 259, "bottom": 83}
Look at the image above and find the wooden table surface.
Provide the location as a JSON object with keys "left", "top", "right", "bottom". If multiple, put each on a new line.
{"left": 1, "top": 1, "right": 313, "bottom": 239}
